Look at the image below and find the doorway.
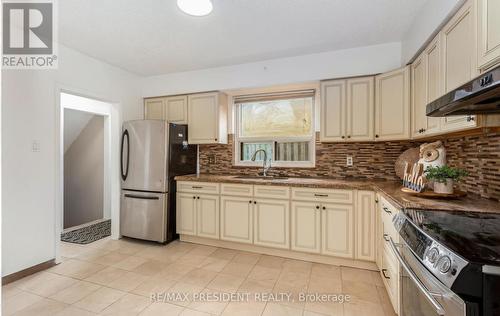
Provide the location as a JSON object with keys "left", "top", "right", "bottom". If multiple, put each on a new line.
{"left": 56, "top": 91, "right": 119, "bottom": 250}
{"left": 62, "top": 109, "right": 107, "bottom": 241}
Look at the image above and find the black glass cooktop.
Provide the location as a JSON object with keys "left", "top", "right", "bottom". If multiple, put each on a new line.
{"left": 403, "top": 209, "right": 500, "bottom": 266}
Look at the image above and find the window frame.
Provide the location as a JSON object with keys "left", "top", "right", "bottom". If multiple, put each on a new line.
{"left": 233, "top": 94, "right": 316, "bottom": 168}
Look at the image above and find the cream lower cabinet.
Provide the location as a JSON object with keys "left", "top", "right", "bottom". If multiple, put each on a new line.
{"left": 253, "top": 198, "right": 290, "bottom": 249}
{"left": 220, "top": 196, "right": 253, "bottom": 244}
{"left": 355, "top": 191, "right": 376, "bottom": 261}
{"left": 176, "top": 193, "right": 197, "bottom": 236}
{"left": 291, "top": 202, "right": 321, "bottom": 253}
{"left": 196, "top": 194, "right": 220, "bottom": 239}
{"left": 321, "top": 203, "right": 354, "bottom": 258}
{"left": 176, "top": 193, "right": 219, "bottom": 239}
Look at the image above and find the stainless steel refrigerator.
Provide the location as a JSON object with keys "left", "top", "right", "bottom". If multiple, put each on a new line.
{"left": 120, "top": 120, "right": 197, "bottom": 243}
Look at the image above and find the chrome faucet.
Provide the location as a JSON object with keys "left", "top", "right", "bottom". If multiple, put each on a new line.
{"left": 251, "top": 149, "right": 271, "bottom": 177}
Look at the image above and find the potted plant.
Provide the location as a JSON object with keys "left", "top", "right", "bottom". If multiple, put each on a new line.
{"left": 424, "top": 165, "right": 468, "bottom": 194}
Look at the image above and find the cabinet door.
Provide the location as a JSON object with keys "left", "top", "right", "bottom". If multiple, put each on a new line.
{"left": 477, "top": 0, "right": 500, "bottom": 70}
{"left": 424, "top": 36, "right": 442, "bottom": 134}
{"left": 165, "top": 95, "right": 188, "bottom": 124}
{"left": 321, "top": 203, "right": 354, "bottom": 258}
{"left": 176, "top": 193, "right": 196, "bottom": 235}
{"left": 441, "top": 0, "right": 478, "bottom": 131}
{"left": 346, "top": 77, "right": 374, "bottom": 141}
{"left": 220, "top": 196, "right": 253, "bottom": 244}
{"left": 291, "top": 201, "right": 321, "bottom": 254}
{"left": 375, "top": 67, "right": 410, "bottom": 141}
{"left": 355, "top": 191, "right": 376, "bottom": 262}
{"left": 196, "top": 194, "right": 219, "bottom": 239}
{"left": 188, "top": 92, "right": 227, "bottom": 144}
{"left": 320, "top": 80, "right": 346, "bottom": 142}
{"left": 411, "top": 54, "right": 428, "bottom": 138}
{"left": 253, "top": 199, "right": 290, "bottom": 249}
{"left": 144, "top": 98, "right": 165, "bottom": 120}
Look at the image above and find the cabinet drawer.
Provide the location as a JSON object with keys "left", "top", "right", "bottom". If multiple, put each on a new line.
{"left": 379, "top": 196, "right": 400, "bottom": 242}
{"left": 254, "top": 185, "right": 290, "bottom": 199}
{"left": 177, "top": 181, "right": 220, "bottom": 194}
{"left": 220, "top": 183, "right": 253, "bottom": 197}
{"left": 291, "top": 187, "right": 353, "bottom": 204}
{"left": 382, "top": 242, "right": 400, "bottom": 314}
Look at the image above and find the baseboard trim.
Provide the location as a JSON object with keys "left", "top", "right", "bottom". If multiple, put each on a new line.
{"left": 180, "top": 235, "right": 378, "bottom": 271}
{"left": 2, "top": 259, "right": 56, "bottom": 285}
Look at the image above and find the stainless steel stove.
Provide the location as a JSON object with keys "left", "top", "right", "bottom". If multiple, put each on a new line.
{"left": 390, "top": 209, "right": 500, "bottom": 316}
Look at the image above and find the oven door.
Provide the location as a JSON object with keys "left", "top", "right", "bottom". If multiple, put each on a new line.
{"left": 387, "top": 237, "right": 466, "bottom": 316}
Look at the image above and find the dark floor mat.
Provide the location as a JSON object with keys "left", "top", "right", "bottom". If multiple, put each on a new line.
{"left": 61, "top": 220, "right": 111, "bottom": 244}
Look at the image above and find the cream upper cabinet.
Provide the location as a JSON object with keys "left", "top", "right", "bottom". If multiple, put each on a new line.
{"left": 144, "top": 98, "right": 165, "bottom": 120}
{"left": 320, "top": 77, "right": 374, "bottom": 142}
{"left": 346, "top": 77, "right": 375, "bottom": 141}
{"left": 291, "top": 201, "right": 321, "bottom": 254}
{"left": 320, "top": 80, "right": 346, "bottom": 142}
{"left": 188, "top": 92, "right": 228, "bottom": 144}
{"left": 253, "top": 198, "right": 290, "bottom": 249}
{"left": 441, "top": 0, "right": 478, "bottom": 131}
{"left": 176, "top": 193, "right": 197, "bottom": 236}
{"left": 375, "top": 66, "right": 411, "bottom": 141}
{"left": 424, "top": 35, "right": 443, "bottom": 135}
{"left": 355, "top": 191, "right": 376, "bottom": 262}
{"left": 321, "top": 203, "right": 354, "bottom": 258}
{"left": 220, "top": 196, "right": 253, "bottom": 244}
{"left": 477, "top": 0, "right": 500, "bottom": 70}
{"left": 165, "top": 95, "right": 188, "bottom": 124}
{"left": 196, "top": 194, "right": 219, "bottom": 239}
{"left": 411, "top": 53, "right": 428, "bottom": 138}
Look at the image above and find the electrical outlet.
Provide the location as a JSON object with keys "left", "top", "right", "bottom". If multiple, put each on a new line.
{"left": 346, "top": 156, "right": 353, "bottom": 167}
{"left": 208, "top": 155, "right": 216, "bottom": 164}
{"left": 32, "top": 140, "right": 40, "bottom": 152}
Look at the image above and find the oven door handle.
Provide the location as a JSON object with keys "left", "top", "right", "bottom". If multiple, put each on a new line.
{"left": 388, "top": 237, "right": 446, "bottom": 316}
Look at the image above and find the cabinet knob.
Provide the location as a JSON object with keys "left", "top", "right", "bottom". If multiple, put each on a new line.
{"left": 254, "top": 201, "right": 257, "bottom": 204}
{"left": 316, "top": 205, "right": 320, "bottom": 209}
{"left": 382, "top": 269, "right": 390, "bottom": 279}
{"left": 347, "top": 135, "right": 351, "bottom": 138}
{"left": 466, "top": 116, "right": 474, "bottom": 122}
{"left": 215, "top": 138, "right": 218, "bottom": 141}
{"left": 341, "top": 136, "right": 345, "bottom": 139}
{"left": 192, "top": 196, "right": 196, "bottom": 199}
{"left": 197, "top": 196, "right": 200, "bottom": 199}
{"left": 375, "top": 134, "right": 379, "bottom": 138}
{"left": 322, "top": 206, "right": 326, "bottom": 210}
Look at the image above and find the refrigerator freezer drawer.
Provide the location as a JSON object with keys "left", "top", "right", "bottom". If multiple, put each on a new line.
{"left": 121, "top": 190, "right": 167, "bottom": 242}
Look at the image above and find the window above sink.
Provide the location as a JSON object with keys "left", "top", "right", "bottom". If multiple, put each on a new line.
{"left": 233, "top": 89, "right": 316, "bottom": 168}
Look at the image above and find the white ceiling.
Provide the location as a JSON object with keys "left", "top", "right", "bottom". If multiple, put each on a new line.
{"left": 59, "top": 0, "right": 428, "bottom": 76}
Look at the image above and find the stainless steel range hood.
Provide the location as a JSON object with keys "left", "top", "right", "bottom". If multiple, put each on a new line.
{"left": 426, "top": 65, "right": 500, "bottom": 117}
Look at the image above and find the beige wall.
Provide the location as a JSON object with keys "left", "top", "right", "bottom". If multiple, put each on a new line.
{"left": 64, "top": 115, "right": 104, "bottom": 229}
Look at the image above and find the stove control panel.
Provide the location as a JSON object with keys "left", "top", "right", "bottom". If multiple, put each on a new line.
{"left": 393, "top": 212, "right": 468, "bottom": 288}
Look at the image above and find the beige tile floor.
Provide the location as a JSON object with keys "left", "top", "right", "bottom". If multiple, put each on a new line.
{"left": 2, "top": 237, "right": 397, "bottom": 316}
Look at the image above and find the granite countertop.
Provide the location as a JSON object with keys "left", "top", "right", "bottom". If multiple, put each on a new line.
{"left": 175, "top": 174, "right": 500, "bottom": 214}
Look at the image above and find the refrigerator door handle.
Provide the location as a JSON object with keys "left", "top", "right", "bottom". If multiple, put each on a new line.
{"left": 121, "top": 129, "right": 130, "bottom": 181}
{"left": 124, "top": 193, "right": 160, "bottom": 200}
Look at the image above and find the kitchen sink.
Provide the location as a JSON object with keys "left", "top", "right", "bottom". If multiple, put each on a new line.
{"left": 234, "top": 175, "right": 289, "bottom": 180}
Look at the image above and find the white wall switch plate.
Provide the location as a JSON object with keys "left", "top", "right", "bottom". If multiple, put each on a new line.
{"left": 346, "top": 156, "right": 353, "bottom": 166}
{"left": 32, "top": 140, "right": 40, "bottom": 152}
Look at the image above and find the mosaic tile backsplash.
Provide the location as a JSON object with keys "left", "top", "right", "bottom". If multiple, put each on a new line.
{"left": 199, "top": 131, "right": 500, "bottom": 201}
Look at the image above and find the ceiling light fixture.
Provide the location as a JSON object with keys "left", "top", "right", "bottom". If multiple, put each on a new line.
{"left": 177, "top": 0, "right": 213, "bottom": 17}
